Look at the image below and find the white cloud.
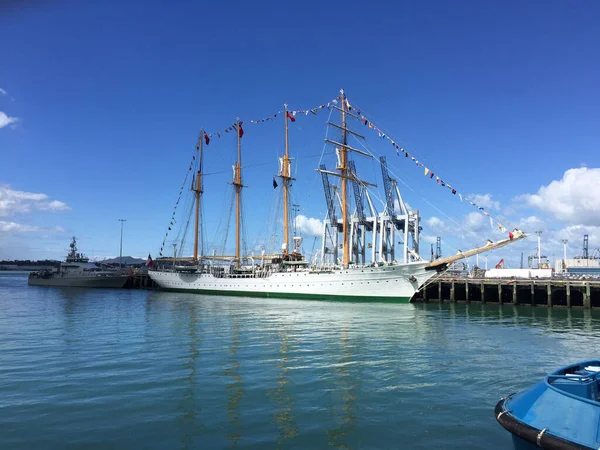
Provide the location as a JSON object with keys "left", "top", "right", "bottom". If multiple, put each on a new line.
{"left": 295, "top": 215, "right": 323, "bottom": 237}
{"left": 0, "top": 199, "right": 32, "bottom": 216}
{"left": 420, "top": 234, "right": 439, "bottom": 245}
{"left": 465, "top": 212, "right": 487, "bottom": 232}
{"left": 515, "top": 167, "right": 600, "bottom": 226}
{"left": 0, "top": 111, "right": 19, "bottom": 129}
{"left": 0, "top": 88, "right": 6, "bottom": 96}
{"left": 0, "top": 221, "right": 64, "bottom": 233}
{"left": 38, "top": 200, "right": 71, "bottom": 212}
{"left": 424, "top": 216, "right": 452, "bottom": 234}
{"left": 540, "top": 225, "right": 600, "bottom": 257}
{"left": 467, "top": 193, "right": 500, "bottom": 210}
{"left": 0, "top": 186, "right": 70, "bottom": 217}
{"left": 516, "top": 216, "right": 546, "bottom": 232}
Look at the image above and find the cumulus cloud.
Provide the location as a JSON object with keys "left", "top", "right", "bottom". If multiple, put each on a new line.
{"left": 0, "top": 111, "right": 19, "bottom": 129}
{"left": 465, "top": 212, "right": 487, "bottom": 232}
{"left": 0, "top": 221, "right": 64, "bottom": 233}
{"left": 295, "top": 215, "right": 323, "bottom": 237}
{"left": 467, "top": 193, "right": 500, "bottom": 210}
{"left": 0, "top": 186, "right": 70, "bottom": 217}
{"left": 516, "top": 216, "right": 546, "bottom": 232}
{"left": 424, "top": 216, "right": 452, "bottom": 234}
{"left": 515, "top": 168, "right": 600, "bottom": 226}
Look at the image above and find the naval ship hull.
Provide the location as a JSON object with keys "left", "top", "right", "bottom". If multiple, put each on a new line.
{"left": 28, "top": 274, "right": 130, "bottom": 288}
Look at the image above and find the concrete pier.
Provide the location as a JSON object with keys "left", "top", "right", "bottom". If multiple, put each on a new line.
{"left": 414, "top": 277, "right": 600, "bottom": 308}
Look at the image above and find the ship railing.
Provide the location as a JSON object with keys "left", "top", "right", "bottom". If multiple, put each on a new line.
{"left": 226, "top": 271, "right": 269, "bottom": 279}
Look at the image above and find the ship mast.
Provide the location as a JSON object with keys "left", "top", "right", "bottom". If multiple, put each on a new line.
{"left": 340, "top": 89, "right": 349, "bottom": 267}
{"left": 317, "top": 89, "right": 375, "bottom": 268}
{"left": 281, "top": 104, "right": 292, "bottom": 254}
{"left": 192, "top": 130, "right": 204, "bottom": 262}
{"left": 234, "top": 118, "right": 242, "bottom": 268}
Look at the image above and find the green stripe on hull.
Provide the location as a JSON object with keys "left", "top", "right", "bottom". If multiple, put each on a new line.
{"left": 159, "top": 287, "right": 412, "bottom": 303}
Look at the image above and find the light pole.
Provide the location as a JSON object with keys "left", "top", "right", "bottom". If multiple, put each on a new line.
{"left": 562, "top": 239, "right": 568, "bottom": 272}
{"left": 535, "top": 231, "right": 542, "bottom": 268}
{"left": 119, "top": 219, "right": 126, "bottom": 268}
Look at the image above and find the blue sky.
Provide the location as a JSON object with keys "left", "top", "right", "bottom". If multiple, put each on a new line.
{"left": 1, "top": 0, "right": 599, "bottom": 267}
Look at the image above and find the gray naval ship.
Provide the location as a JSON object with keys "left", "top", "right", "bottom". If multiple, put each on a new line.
{"left": 28, "top": 237, "right": 130, "bottom": 288}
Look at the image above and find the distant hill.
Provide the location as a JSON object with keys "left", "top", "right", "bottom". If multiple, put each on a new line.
{"left": 99, "top": 256, "right": 146, "bottom": 265}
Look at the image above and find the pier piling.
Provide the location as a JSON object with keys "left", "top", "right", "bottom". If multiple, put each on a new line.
{"left": 414, "top": 278, "right": 600, "bottom": 309}
{"left": 584, "top": 284, "right": 591, "bottom": 309}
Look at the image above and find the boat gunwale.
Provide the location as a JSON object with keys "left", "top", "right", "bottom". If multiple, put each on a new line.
{"left": 495, "top": 396, "right": 593, "bottom": 450}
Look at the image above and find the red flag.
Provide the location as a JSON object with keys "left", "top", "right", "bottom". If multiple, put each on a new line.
{"left": 287, "top": 111, "right": 296, "bottom": 122}
{"left": 145, "top": 254, "right": 154, "bottom": 268}
{"left": 204, "top": 132, "right": 210, "bottom": 146}
{"left": 238, "top": 122, "right": 244, "bottom": 138}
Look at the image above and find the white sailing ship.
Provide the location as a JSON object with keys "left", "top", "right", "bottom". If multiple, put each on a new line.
{"left": 149, "top": 90, "right": 525, "bottom": 301}
{"left": 28, "top": 237, "right": 130, "bottom": 288}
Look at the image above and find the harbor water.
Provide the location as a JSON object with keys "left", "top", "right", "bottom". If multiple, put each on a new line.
{"left": 2, "top": 271, "right": 600, "bottom": 449}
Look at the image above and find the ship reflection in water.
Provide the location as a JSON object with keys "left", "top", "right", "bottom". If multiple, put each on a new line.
{"left": 267, "top": 328, "right": 299, "bottom": 446}
{"left": 327, "top": 326, "right": 357, "bottom": 449}
{"left": 224, "top": 319, "right": 243, "bottom": 446}
{"left": 177, "top": 301, "right": 202, "bottom": 450}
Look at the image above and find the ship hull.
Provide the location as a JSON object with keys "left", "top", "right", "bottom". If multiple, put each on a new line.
{"left": 28, "top": 275, "right": 130, "bottom": 288}
{"left": 149, "top": 262, "right": 435, "bottom": 302}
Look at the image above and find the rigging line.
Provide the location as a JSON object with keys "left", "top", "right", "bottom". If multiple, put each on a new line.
{"left": 261, "top": 190, "right": 278, "bottom": 254}
{"left": 202, "top": 161, "right": 272, "bottom": 177}
{"left": 159, "top": 151, "right": 197, "bottom": 254}
{"left": 317, "top": 108, "right": 334, "bottom": 168}
{"left": 241, "top": 193, "right": 249, "bottom": 258}
{"left": 351, "top": 99, "right": 514, "bottom": 231}
{"left": 348, "top": 132, "right": 486, "bottom": 242}
{"left": 343, "top": 135, "right": 388, "bottom": 210}
{"left": 216, "top": 185, "right": 234, "bottom": 257}
{"left": 175, "top": 198, "right": 194, "bottom": 257}
{"left": 199, "top": 202, "right": 206, "bottom": 258}
{"left": 420, "top": 230, "right": 470, "bottom": 260}
{"left": 266, "top": 189, "right": 281, "bottom": 246}
{"left": 222, "top": 189, "right": 235, "bottom": 257}
{"left": 175, "top": 195, "right": 195, "bottom": 244}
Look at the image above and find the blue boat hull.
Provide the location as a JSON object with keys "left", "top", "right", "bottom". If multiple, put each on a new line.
{"left": 495, "top": 360, "right": 600, "bottom": 450}
{"left": 495, "top": 397, "right": 592, "bottom": 450}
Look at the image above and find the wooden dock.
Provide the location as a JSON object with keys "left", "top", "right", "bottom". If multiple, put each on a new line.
{"left": 124, "top": 273, "right": 159, "bottom": 290}
{"left": 414, "top": 277, "right": 600, "bottom": 308}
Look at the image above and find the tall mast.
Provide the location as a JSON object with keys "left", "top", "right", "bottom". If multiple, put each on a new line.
{"left": 234, "top": 118, "right": 242, "bottom": 268}
{"left": 282, "top": 104, "right": 291, "bottom": 254}
{"left": 340, "top": 89, "right": 349, "bottom": 267}
{"left": 192, "top": 130, "right": 204, "bottom": 262}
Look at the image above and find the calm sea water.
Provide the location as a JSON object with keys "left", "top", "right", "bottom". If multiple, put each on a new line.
{"left": 2, "top": 272, "right": 600, "bottom": 449}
